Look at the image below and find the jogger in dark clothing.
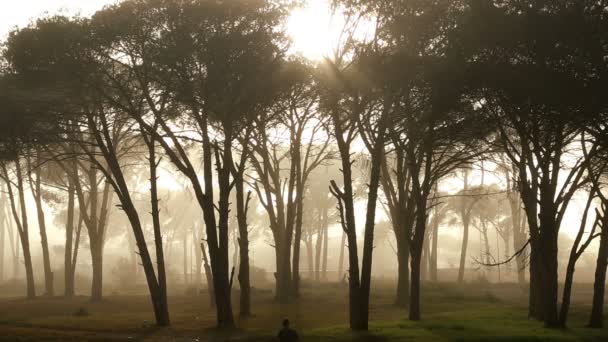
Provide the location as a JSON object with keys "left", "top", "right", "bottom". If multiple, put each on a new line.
{"left": 278, "top": 318, "right": 299, "bottom": 342}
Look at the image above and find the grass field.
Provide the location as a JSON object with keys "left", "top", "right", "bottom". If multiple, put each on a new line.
{"left": 0, "top": 281, "right": 607, "bottom": 341}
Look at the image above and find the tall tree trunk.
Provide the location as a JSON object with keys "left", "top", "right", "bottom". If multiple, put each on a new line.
{"left": 90, "top": 239, "right": 103, "bottom": 302}
{"left": 458, "top": 214, "right": 470, "bottom": 283}
{"left": 235, "top": 178, "right": 251, "bottom": 317}
{"left": 64, "top": 176, "right": 75, "bottom": 297}
{"left": 183, "top": 233, "right": 188, "bottom": 285}
{"left": 338, "top": 231, "right": 346, "bottom": 281}
{"left": 201, "top": 241, "right": 215, "bottom": 307}
{"left": 409, "top": 246, "right": 422, "bottom": 321}
{"left": 305, "top": 237, "right": 313, "bottom": 279}
{"left": 0, "top": 200, "right": 5, "bottom": 282}
{"left": 314, "top": 223, "right": 323, "bottom": 282}
{"left": 589, "top": 213, "right": 608, "bottom": 328}
{"left": 322, "top": 208, "right": 329, "bottom": 281}
{"left": 457, "top": 170, "right": 471, "bottom": 284}
{"left": 292, "top": 191, "right": 304, "bottom": 297}
{"left": 430, "top": 215, "right": 438, "bottom": 282}
{"left": 529, "top": 242, "right": 544, "bottom": 320}
{"left": 148, "top": 137, "right": 170, "bottom": 326}
{"left": 3, "top": 161, "right": 35, "bottom": 299}
{"left": 29, "top": 151, "right": 53, "bottom": 296}
{"left": 395, "top": 237, "right": 410, "bottom": 307}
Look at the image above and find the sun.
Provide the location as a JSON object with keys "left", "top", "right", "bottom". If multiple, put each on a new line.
{"left": 286, "top": 0, "right": 343, "bottom": 61}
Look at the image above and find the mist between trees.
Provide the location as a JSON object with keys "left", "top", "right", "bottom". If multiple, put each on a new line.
{"left": 0, "top": 0, "right": 607, "bottom": 333}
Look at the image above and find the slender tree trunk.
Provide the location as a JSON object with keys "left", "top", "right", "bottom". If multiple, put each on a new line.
{"left": 29, "top": 151, "right": 53, "bottom": 296}
{"left": 559, "top": 259, "right": 576, "bottom": 327}
{"left": 589, "top": 213, "right": 608, "bottom": 328}
{"left": 458, "top": 214, "right": 470, "bottom": 283}
{"left": 305, "top": 238, "right": 313, "bottom": 279}
{"left": 183, "top": 233, "right": 188, "bottom": 285}
{"left": 338, "top": 231, "right": 346, "bottom": 281}
{"left": 64, "top": 177, "right": 75, "bottom": 297}
{"left": 314, "top": 224, "right": 323, "bottom": 282}
{"left": 201, "top": 241, "right": 215, "bottom": 308}
{"left": 3, "top": 161, "right": 35, "bottom": 299}
{"left": 322, "top": 206, "right": 329, "bottom": 281}
{"left": 395, "top": 237, "right": 410, "bottom": 307}
{"left": 148, "top": 138, "right": 170, "bottom": 326}
{"left": 292, "top": 192, "right": 303, "bottom": 297}
{"left": 457, "top": 170, "right": 470, "bottom": 284}
{"left": 430, "top": 216, "right": 438, "bottom": 282}
{"left": 235, "top": 178, "right": 251, "bottom": 317}
{"left": 0, "top": 204, "right": 5, "bottom": 282}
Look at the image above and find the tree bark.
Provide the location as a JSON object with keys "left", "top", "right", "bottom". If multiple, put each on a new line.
{"left": 589, "top": 213, "right": 608, "bottom": 328}
{"left": 457, "top": 170, "right": 471, "bottom": 284}
{"left": 395, "top": 237, "right": 410, "bottom": 307}
{"left": 235, "top": 177, "right": 251, "bottom": 317}
{"left": 338, "top": 231, "right": 346, "bottom": 281}
{"left": 3, "top": 160, "right": 36, "bottom": 299}
{"left": 28, "top": 150, "right": 53, "bottom": 296}
{"left": 147, "top": 136, "right": 170, "bottom": 326}
{"left": 64, "top": 176, "right": 76, "bottom": 297}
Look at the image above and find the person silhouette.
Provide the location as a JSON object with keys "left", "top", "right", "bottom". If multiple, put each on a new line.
{"left": 277, "top": 318, "right": 299, "bottom": 342}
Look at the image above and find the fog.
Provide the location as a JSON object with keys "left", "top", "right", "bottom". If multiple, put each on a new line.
{"left": 0, "top": 0, "right": 607, "bottom": 340}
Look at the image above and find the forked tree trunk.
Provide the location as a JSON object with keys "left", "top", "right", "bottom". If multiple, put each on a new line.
{"left": 409, "top": 246, "right": 423, "bottom": 321}
{"left": 3, "top": 161, "right": 36, "bottom": 299}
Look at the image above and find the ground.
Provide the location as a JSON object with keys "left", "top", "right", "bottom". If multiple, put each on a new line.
{"left": 0, "top": 281, "right": 607, "bottom": 341}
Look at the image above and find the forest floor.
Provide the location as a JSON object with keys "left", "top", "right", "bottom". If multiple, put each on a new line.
{"left": 0, "top": 281, "right": 607, "bottom": 341}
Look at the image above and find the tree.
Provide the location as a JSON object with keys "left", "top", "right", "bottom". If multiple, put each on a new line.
{"left": 87, "top": 0, "right": 290, "bottom": 327}
{"left": 249, "top": 60, "right": 331, "bottom": 301}
{"left": 459, "top": 0, "right": 607, "bottom": 326}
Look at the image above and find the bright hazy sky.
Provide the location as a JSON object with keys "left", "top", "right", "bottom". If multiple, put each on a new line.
{"left": 0, "top": 0, "right": 341, "bottom": 60}
{"left": 0, "top": 1, "right": 116, "bottom": 38}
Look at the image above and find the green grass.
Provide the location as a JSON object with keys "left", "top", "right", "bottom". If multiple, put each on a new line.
{"left": 0, "top": 281, "right": 606, "bottom": 341}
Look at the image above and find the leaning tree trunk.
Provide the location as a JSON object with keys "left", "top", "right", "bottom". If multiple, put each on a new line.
{"left": 4, "top": 161, "right": 36, "bottom": 299}
{"left": 589, "top": 212, "right": 608, "bottom": 328}
{"left": 148, "top": 137, "right": 170, "bottom": 326}
{"left": 29, "top": 151, "right": 53, "bottom": 297}
{"left": 338, "top": 232, "right": 346, "bottom": 281}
